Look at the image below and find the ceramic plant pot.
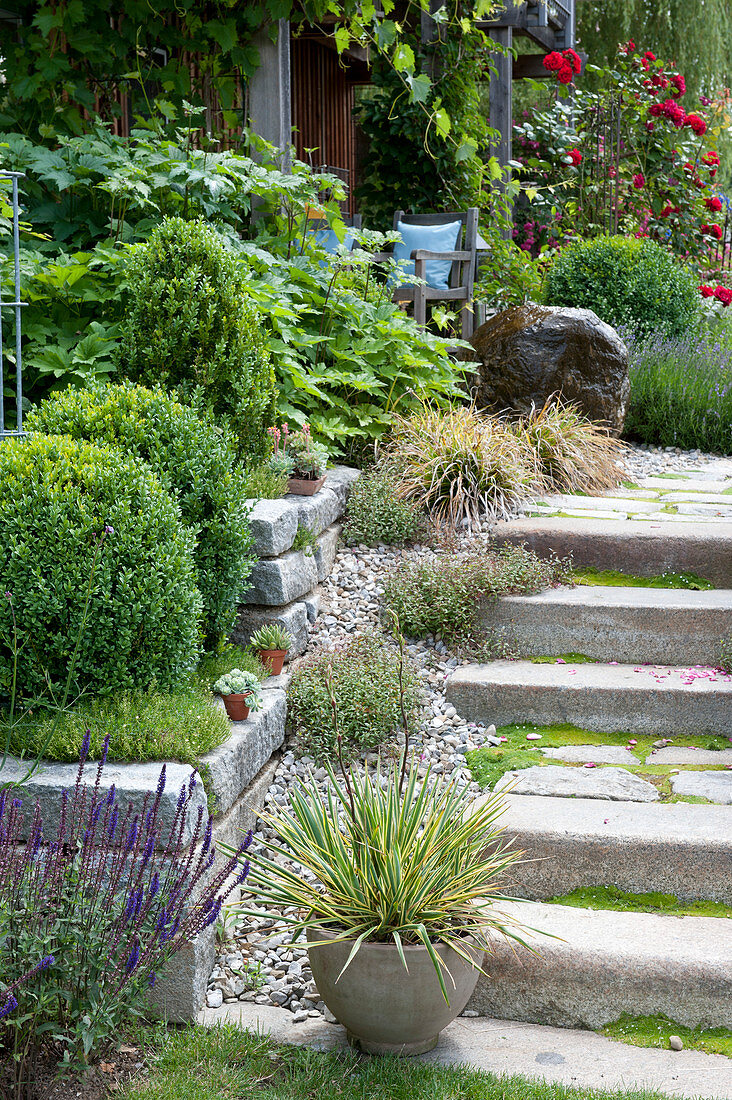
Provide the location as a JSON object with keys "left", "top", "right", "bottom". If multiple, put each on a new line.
{"left": 306, "top": 927, "right": 482, "bottom": 1055}
{"left": 287, "top": 475, "right": 326, "bottom": 496}
{"left": 222, "top": 693, "right": 251, "bottom": 722}
{"left": 258, "top": 648, "right": 287, "bottom": 676}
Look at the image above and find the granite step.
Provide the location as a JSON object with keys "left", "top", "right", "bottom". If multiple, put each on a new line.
{"left": 447, "top": 660, "right": 732, "bottom": 737}
{"left": 468, "top": 902, "right": 732, "bottom": 1030}
{"left": 493, "top": 794, "right": 732, "bottom": 903}
{"left": 481, "top": 585, "right": 732, "bottom": 666}
{"left": 490, "top": 516, "right": 732, "bottom": 587}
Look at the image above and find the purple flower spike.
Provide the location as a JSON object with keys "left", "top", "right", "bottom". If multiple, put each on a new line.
{"left": 156, "top": 764, "right": 166, "bottom": 798}
{"left": 0, "top": 996, "right": 18, "bottom": 1019}
{"left": 80, "top": 731, "right": 91, "bottom": 764}
{"left": 100, "top": 734, "right": 110, "bottom": 767}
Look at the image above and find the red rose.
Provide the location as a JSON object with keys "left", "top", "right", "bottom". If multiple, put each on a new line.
{"left": 567, "top": 147, "right": 583, "bottom": 166}
{"left": 714, "top": 286, "right": 732, "bottom": 306}
{"left": 670, "top": 74, "right": 686, "bottom": 98}
{"left": 704, "top": 196, "right": 723, "bottom": 212}
{"left": 699, "top": 285, "right": 716, "bottom": 298}
{"left": 684, "top": 113, "right": 707, "bottom": 135}
{"left": 632, "top": 173, "right": 645, "bottom": 189}
{"left": 702, "top": 151, "right": 720, "bottom": 167}
{"left": 557, "top": 61, "right": 574, "bottom": 84}
{"left": 543, "top": 51, "right": 564, "bottom": 73}
{"left": 563, "top": 48, "right": 582, "bottom": 74}
{"left": 701, "top": 223, "right": 723, "bottom": 240}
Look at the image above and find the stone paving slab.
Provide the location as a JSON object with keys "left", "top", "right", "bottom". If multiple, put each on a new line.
{"left": 647, "top": 747, "right": 732, "bottom": 766}
{"left": 638, "top": 478, "right": 732, "bottom": 494}
{"left": 470, "top": 902, "right": 732, "bottom": 1030}
{"left": 539, "top": 744, "right": 640, "bottom": 765}
{"left": 670, "top": 771, "right": 732, "bottom": 804}
{"left": 490, "top": 517, "right": 732, "bottom": 586}
{"left": 639, "top": 512, "right": 729, "bottom": 523}
{"left": 481, "top": 584, "right": 732, "bottom": 666}
{"left": 539, "top": 495, "right": 662, "bottom": 513}
{"left": 198, "top": 1001, "right": 732, "bottom": 1100}
{"left": 202, "top": 689, "right": 286, "bottom": 817}
{"left": 494, "top": 794, "right": 732, "bottom": 902}
{"left": 662, "top": 492, "right": 732, "bottom": 505}
{"left": 494, "top": 764, "right": 659, "bottom": 801}
{"left": 447, "top": 660, "right": 732, "bottom": 736}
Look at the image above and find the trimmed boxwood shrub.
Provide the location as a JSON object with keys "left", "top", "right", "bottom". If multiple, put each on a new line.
{"left": 119, "top": 216, "right": 276, "bottom": 456}
{"left": 27, "top": 382, "right": 254, "bottom": 646}
{"left": 0, "top": 434, "right": 201, "bottom": 700}
{"left": 543, "top": 236, "right": 699, "bottom": 338}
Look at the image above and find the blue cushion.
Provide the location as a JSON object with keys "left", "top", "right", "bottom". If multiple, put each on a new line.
{"left": 392, "top": 219, "right": 462, "bottom": 291}
{"left": 310, "top": 227, "right": 355, "bottom": 253}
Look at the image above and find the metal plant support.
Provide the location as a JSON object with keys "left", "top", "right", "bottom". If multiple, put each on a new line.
{"left": 0, "top": 171, "right": 25, "bottom": 440}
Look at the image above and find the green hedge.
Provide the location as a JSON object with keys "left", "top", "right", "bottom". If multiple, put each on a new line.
{"left": 119, "top": 217, "right": 276, "bottom": 456}
{"left": 27, "top": 382, "right": 254, "bottom": 646}
{"left": 0, "top": 434, "right": 201, "bottom": 700}
{"left": 543, "top": 235, "right": 699, "bottom": 338}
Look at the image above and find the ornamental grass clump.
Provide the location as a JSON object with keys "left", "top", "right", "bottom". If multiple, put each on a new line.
{"left": 0, "top": 735, "right": 251, "bottom": 1098}
{"left": 513, "top": 398, "right": 627, "bottom": 494}
{"left": 237, "top": 629, "right": 532, "bottom": 1004}
{"left": 383, "top": 405, "right": 535, "bottom": 529}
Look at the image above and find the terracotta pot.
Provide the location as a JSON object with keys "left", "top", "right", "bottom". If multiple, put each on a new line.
{"left": 221, "top": 693, "right": 251, "bottom": 722}
{"left": 306, "top": 926, "right": 482, "bottom": 1055}
{"left": 258, "top": 648, "right": 288, "bottom": 676}
{"left": 287, "top": 474, "right": 326, "bottom": 496}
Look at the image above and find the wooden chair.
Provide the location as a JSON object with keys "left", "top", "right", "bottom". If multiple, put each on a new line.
{"left": 374, "top": 208, "right": 479, "bottom": 339}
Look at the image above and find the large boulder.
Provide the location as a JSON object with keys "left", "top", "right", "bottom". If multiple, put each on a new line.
{"left": 470, "top": 304, "right": 630, "bottom": 433}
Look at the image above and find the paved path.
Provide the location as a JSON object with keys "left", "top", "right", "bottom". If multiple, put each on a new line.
{"left": 200, "top": 1001, "right": 732, "bottom": 1100}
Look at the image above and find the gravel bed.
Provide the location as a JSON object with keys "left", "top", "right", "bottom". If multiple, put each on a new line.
{"left": 205, "top": 441, "right": 722, "bottom": 1017}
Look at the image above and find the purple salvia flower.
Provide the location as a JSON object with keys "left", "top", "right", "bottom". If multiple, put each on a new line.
{"left": 124, "top": 819, "right": 138, "bottom": 854}
{"left": 80, "top": 731, "right": 91, "bottom": 764}
{"left": 156, "top": 765, "right": 166, "bottom": 798}
{"left": 0, "top": 995, "right": 17, "bottom": 1019}
{"left": 149, "top": 872, "right": 160, "bottom": 898}
{"left": 107, "top": 805, "right": 119, "bottom": 839}
{"left": 125, "top": 941, "right": 141, "bottom": 973}
{"left": 236, "top": 860, "right": 250, "bottom": 885}
{"left": 188, "top": 771, "right": 197, "bottom": 793}
{"left": 100, "top": 734, "right": 110, "bottom": 768}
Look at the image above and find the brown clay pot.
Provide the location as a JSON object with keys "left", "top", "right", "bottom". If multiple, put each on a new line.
{"left": 222, "top": 693, "right": 251, "bottom": 722}
{"left": 287, "top": 475, "right": 326, "bottom": 496}
{"left": 258, "top": 648, "right": 288, "bottom": 676}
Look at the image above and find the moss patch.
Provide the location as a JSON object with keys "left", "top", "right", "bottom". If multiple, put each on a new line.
{"left": 572, "top": 567, "right": 714, "bottom": 590}
{"left": 549, "top": 885, "right": 732, "bottom": 919}
{"left": 465, "top": 746, "right": 540, "bottom": 789}
{"left": 530, "top": 653, "right": 600, "bottom": 664}
{"left": 601, "top": 1014, "right": 732, "bottom": 1059}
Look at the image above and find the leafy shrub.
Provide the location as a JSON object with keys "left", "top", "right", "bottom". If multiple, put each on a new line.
{"left": 543, "top": 236, "right": 699, "bottom": 338}
{"left": 382, "top": 405, "right": 535, "bottom": 529}
{"left": 342, "top": 468, "right": 423, "bottom": 545}
{"left": 514, "top": 399, "right": 627, "bottom": 493}
{"left": 27, "top": 382, "right": 254, "bottom": 646}
{"left": 383, "top": 547, "right": 571, "bottom": 646}
{"left": 119, "top": 217, "right": 276, "bottom": 456}
{"left": 287, "top": 634, "right": 421, "bottom": 761}
{"left": 0, "top": 741, "right": 251, "bottom": 1092}
{"left": 0, "top": 434, "right": 201, "bottom": 700}
{"left": 622, "top": 329, "right": 732, "bottom": 454}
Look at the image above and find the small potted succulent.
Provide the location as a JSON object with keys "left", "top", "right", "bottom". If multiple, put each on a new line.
{"left": 249, "top": 623, "right": 291, "bottom": 676}
{"left": 213, "top": 668, "right": 263, "bottom": 722}
{"left": 267, "top": 422, "right": 329, "bottom": 496}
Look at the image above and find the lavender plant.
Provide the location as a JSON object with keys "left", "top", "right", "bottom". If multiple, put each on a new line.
{"left": 0, "top": 734, "right": 250, "bottom": 1098}
{"left": 623, "top": 327, "right": 732, "bottom": 454}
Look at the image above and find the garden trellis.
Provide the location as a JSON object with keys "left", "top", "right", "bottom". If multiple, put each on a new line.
{"left": 0, "top": 172, "right": 24, "bottom": 439}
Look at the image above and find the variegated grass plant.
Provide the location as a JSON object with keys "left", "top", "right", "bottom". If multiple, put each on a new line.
{"left": 233, "top": 618, "right": 535, "bottom": 1001}
{"left": 381, "top": 404, "right": 536, "bottom": 529}
{"left": 514, "top": 398, "right": 627, "bottom": 494}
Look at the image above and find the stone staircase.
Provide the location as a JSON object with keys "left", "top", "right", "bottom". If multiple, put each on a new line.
{"left": 450, "top": 459, "right": 732, "bottom": 1033}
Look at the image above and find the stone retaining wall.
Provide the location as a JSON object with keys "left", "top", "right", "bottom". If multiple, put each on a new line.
{"left": 231, "top": 466, "right": 359, "bottom": 658}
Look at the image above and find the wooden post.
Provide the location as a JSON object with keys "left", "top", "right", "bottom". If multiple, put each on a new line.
{"left": 488, "top": 26, "right": 513, "bottom": 171}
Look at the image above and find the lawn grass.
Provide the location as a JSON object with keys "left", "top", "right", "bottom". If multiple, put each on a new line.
{"left": 118, "top": 1023, "right": 674, "bottom": 1100}
{"left": 548, "top": 885, "right": 732, "bottom": 919}
{"left": 601, "top": 1015, "right": 732, "bottom": 1059}
{"left": 571, "top": 567, "right": 714, "bottom": 590}
{"left": 3, "top": 645, "right": 268, "bottom": 766}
